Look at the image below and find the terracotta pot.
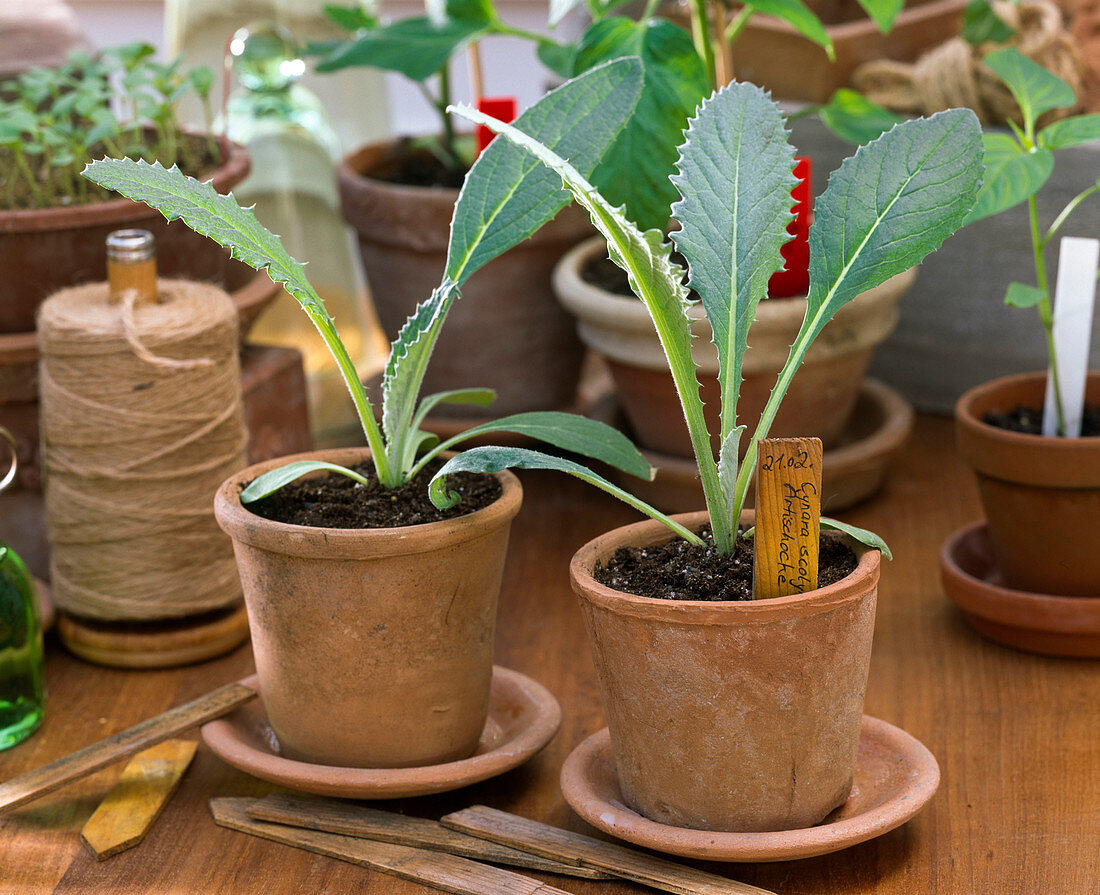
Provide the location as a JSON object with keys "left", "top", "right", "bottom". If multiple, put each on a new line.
{"left": 570, "top": 510, "right": 881, "bottom": 832}
{"left": 215, "top": 448, "right": 522, "bottom": 768}
{"left": 554, "top": 237, "right": 913, "bottom": 458}
{"left": 955, "top": 371, "right": 1100, "bottom": 597}
{"left": 0, "top": 138, "right": 250, "bottom": 334}
{"left": 338, "top": 140, "right": 589, "bottom": 416}
{"left": 714, "top": 0, "right": 967, "bottom": 104}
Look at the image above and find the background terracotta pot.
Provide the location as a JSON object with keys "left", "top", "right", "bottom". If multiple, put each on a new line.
{"left": 555, "top": 236, "right": 913, "bottom": 457}
{"left": 570, "top": 510, "right": 880, "bottom": 833}
{"left": 215, "top": 448, "right": 522, "bottom": 768}
{"left": 956, "top": 371, "right": 1100, "bottom": 597}
{"left": 0, "top": 139, "right": 250, "bottom": 334}
{"left": 338, "top": 141, "right": 590, "bottom": 417}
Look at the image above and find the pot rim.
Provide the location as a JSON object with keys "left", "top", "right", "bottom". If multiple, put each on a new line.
{"left": 0, "top": 136, "right": 250, "bottom": 231}
{"left": 955, "top": 370, "right": 1100, "bottom": 486}
{"left": 215, "top": 447, "right": 523, "bottom": 559}
{"left": 340, "top": 137, "right": 461, "bottom": 202}
{"left": 553, "top": 235, "right": 914, "bottom": 342}
{"left": 570, "top": 509, "right": 881, "bottom": 624}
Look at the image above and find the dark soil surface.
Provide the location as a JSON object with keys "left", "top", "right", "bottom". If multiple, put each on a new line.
{"left": 2, "top": 133, "right": 221, "bottom": 210}
{"left": 582, "top": 252, "right": 689, "bottom": 298}
{"left": 983, "top": 403, "right": 1100, "bottom": 436}
{"left": 365, "top": 141, "right": 467, "bottom": 189}
{"left": 246, "top": 458, "right": 501, "bottom": 529}
{"left": 594, "top": 525, "right": 858, "bottom": 602}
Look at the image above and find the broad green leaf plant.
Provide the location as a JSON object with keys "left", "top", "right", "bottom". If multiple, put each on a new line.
{"left": 433, "top": 81, "right": 983, "bottom": 558}
{"left": 964, "top": 48, "right": 1100, "bottom": 437}
{"left": 81, "top": 60, "right": 699, "bottom": 545}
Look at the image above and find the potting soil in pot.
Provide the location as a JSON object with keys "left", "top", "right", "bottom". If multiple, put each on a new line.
{"left": 983, "top": 403, "right": 1100, "bottom": 436}
{"left": 246, "top": 458, "right": 501, "bottom": 529}
{"left": 365, "top": 141, "right": 467, "bottom": 189}
{"left": 595, "top": 526, "right": 858, "bottom": 601}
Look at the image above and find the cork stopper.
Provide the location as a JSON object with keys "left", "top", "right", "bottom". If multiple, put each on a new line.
{"left": 107, "top": 229, "right": 157, "bottom": 304}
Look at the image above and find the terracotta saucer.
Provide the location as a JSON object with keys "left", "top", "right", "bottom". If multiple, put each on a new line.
{"left": 940, "top": 521, "right": 1100, "bottom": 658}
{"left": 560, "top": 716, "right": 939, "bottom": 862}
{"left": 592, "top": 378, "right": 914, "bottom": 514}
{"left": 202, "top": 666, "right": 561, "bottom": 799}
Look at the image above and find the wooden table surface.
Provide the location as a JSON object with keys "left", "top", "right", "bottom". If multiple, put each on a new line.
{"left": 2, "top": 415, "right": 1098, "bottom": 894}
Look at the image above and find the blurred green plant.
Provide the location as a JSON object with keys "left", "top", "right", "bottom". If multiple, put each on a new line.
{"left": 0, "top": 43, "right": 216, "bottom": 210}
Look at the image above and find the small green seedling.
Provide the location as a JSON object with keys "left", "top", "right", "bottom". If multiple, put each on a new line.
{"left": 434, "top": 80, "right": 984, "bottom": 560}
{"left": 82, "top": 60, "right": 700, "bottom": 544}
{"left": 963, "top": 47, "right": 1100, "bottom": 437}
{"left": 0, "top": 43, "right": 216, "bottom": 210}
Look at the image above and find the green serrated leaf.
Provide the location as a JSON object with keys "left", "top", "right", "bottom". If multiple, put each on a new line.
{"left": 856, "top": 0, "right": 904, "bottom": 33}
{"left": 82, "top": 158, "right": 392, "bottom": 481}
{"left": 446, "top": 57, "right": 644, "bottom": 285}
{"left": 983, "top": 47, "right": 1076, "bottom": 132}
{"left": 1039, "top": 113, "right": 1100, "bottom": 150}
{"left": 240, "top": 461, "right": 370, "bottom": 503}
{"left": 413, "top": 388, "right": 497, "bottom": 431}
{"left": 747, "top": 0, "right": 833, "bottom": 56}
{"left": 961, "top": 0, "right": 1016, "bottom": 45}
{"left": 442, "top": 411, "right": 653, "bottom": 479}
{"left": 429, "top": 446, "right": 703, "bottom": 544}
{"left": 820, "top": 517, "right": 892, "bottom": 560}
{"left": 451, "top": 101, "right": 730, "bottom": 550}
{"left": 1004, "top": 282, "right": 1047, "bottom": 308}
{"left": 806, "top": 110, "right": 983, "bottom": 345}
{"left": 573, "top": 18, "right": 710, "bottom": 231}
{"left": 315, "top": 17, "right": 487, "bottom": 77}
{"left": 819, "top": 88, "right": 904, "bottom": 145}
{"left": 965, "top": 132, "right": 1053, "bottom": 224}
{"left": 671, "top": 82, "right": 797, "bottom": 452}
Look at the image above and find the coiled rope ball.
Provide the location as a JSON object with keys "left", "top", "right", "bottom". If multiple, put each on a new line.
{"left": 38, "top": 278, "right": 247, "bottom": 621}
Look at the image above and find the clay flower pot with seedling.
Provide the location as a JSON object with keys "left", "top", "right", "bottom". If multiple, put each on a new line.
{"left": 82, "top": 60, "right": 706, "bottom": 770}
{"left": 0, "top": 43, "right": 252, "bottom": 334}
{"left": 435, "top": 81, "right": 982, "bottom": 831}
{"left": 935, "top": 48, "right": 1100, "bottom": 647}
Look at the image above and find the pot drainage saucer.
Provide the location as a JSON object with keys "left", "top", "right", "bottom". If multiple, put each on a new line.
{"left": 560, "top": 717, "right": 939, "bottom": 862}
{"left": 941, "top": 521, "right": 1100, "bottom": 658}
{"left": 593, "top": 378, "right": 914, "bottom": 515}
{"left": 202, "top": 666, "right": 561, "bottom": 799}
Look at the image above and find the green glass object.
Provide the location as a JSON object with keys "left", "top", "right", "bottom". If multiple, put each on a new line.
{"left": 0, "top": 543, "right": 46, "bottom": 750}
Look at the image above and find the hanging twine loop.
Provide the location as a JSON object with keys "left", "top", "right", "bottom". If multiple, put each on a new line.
{"left": 38, "top": 279, "right": 248, "bottom": 621}
{"left": 853, "top": 0, "right": 1084, "bottom": 125}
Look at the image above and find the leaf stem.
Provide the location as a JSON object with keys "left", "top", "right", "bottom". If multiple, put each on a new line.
{"left": 688, "top": 0, "right": 718, "bottom": 90}
{"left": 1029, "top": 193, "right": 1066, "bottom": 436}
{"left": 725, "top": 6, "right": 754, "bottom": 45}
{"left": 1042, "top": 181, "right": 1100, "bottom": 247}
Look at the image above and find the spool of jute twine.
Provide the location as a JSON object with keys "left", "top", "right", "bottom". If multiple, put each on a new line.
{"left": 853, "top": 0, "right": 1083, "bottom": 125}
{"left": 38, "top": 279, "right": 247, "bottom": 622}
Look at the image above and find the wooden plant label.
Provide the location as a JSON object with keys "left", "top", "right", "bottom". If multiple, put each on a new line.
{"left": 81, "top": 739, "right": 197, "bottom": 860}
{"left": 753, "top": 437, "right": 822, "bottom": 600}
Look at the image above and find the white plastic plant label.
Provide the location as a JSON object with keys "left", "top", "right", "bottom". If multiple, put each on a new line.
{"left": 1043, "top": 236, "right": 1100, "bottom": 438}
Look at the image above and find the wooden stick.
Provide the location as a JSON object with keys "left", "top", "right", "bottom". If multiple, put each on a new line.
{"left": 81, "top": 740, "right": 197, "bottom": 860}
{"left": 752, "top": 436, "right": 823, "bottom": 600}
{"left": 246, "top": 792, "right": 611, "bottom": 880}
{"left": 0, "top": 681, "right": 255, "bottom": 815}
{"left": 467, "top": 43, "right": 485, "bottom": 107}
{"left": 210, "top": 798, "right": 574, "bottom": 895}
{"left": 441, "top": 806, "right": 776, "bottom": 895}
